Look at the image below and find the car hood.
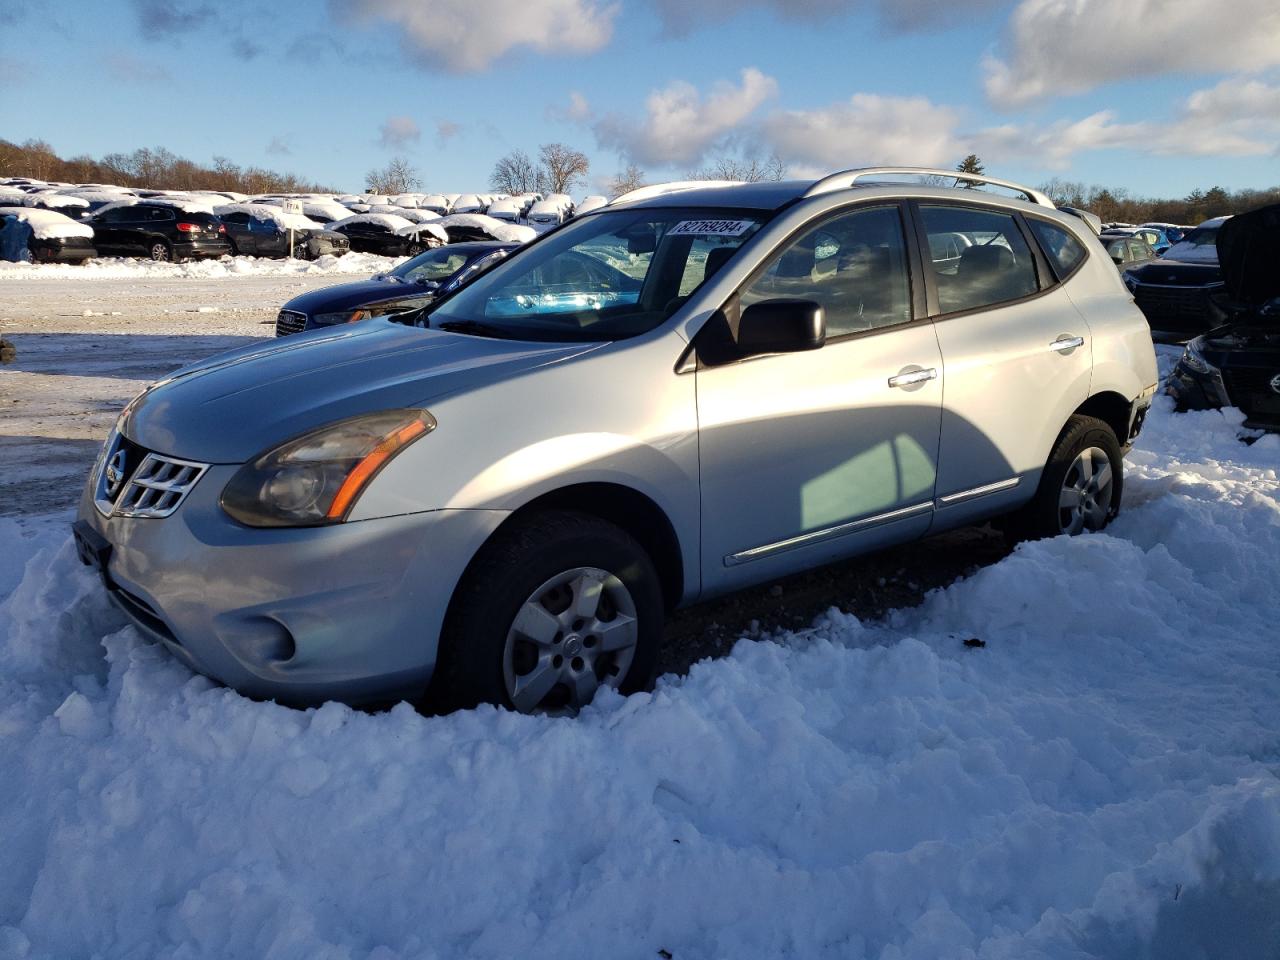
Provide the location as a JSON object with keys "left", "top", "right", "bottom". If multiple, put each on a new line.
{"left": 282, "top": 277, "right": 428, "bottom": 314}
{"left": 120, "top": 319, "right": 601, "bottom": 463}
{"left": 1217, "top": 203, "right": 1280, "bottom": 307}
{"left": 1126, "top": 259, "right": 1222, "bottom": 286}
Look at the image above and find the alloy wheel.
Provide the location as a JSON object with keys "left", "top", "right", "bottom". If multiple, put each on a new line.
{"left": 150, "top": 242, "right": 170, "bottom": 262}
{"left": 1058, "top": 446, "right": 1114, "bottom": 535}
{"left": 502, "top": 566, "right": 639, "bottom": 714}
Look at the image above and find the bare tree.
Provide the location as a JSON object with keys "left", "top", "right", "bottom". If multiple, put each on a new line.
{"left": 607, "top": 164, "right": 647, "bottom": 198}
{"left": 538, "top": 142, "right": 590, "bottom": 194}
{"left": 490, "top": 150, "right": 539, "bottom": 194}
{"left": 688, "top": 152, "right": 786, "bottom": 183}
{"left": 366, "top": 157, "right": 422, "bottom": 194}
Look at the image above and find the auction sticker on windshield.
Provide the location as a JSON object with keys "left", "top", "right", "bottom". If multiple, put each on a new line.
{"left": 667, "top": 220, "right": 756, "bottom": 237}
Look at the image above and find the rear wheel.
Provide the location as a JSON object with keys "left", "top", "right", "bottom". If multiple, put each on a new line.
{"left": 405, "top": 241, "right": 425, "bottom": 257}
{"left": 292, "top": 242, "right": 312, "bottom": 261}
{"left": 1006, "top": 415, "right": 1123, "bottom": 542}
{"left": 148, "top": 240, "right": 171, "bottom": 262}
{"left": 433, "top": 511, "right": 663, "bottom": 715}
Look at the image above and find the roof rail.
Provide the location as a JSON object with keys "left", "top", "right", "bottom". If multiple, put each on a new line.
{"left": 803, "top": 167, "right": 1055, "bottom": 209}
{"left": 609, "top": 180, "right": 741, "bottom": 206}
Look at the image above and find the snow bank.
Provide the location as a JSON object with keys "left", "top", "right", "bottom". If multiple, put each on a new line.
{"left": 0, "top": 206, "right": 94, "bottom": 240}
{"left": 0, "top": 250, "right": 401, "bottom": 280}
{"left": 1, "top": 373, "right": 1278, "bottom": 957}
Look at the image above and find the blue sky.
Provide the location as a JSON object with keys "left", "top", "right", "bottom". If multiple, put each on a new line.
{"left": 2, "top": 0, "right": 1278, "bottom": 197}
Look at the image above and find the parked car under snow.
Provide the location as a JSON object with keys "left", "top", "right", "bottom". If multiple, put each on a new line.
{"left": 0, "top": 207, "right": 97, "bottom": 263}
{"left": 214, "top": 203, "right": 349, "bottom": 260}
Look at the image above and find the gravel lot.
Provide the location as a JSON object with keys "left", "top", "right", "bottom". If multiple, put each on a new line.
{"left": 0, "top": 270, "right": 1010, "bottom": 674}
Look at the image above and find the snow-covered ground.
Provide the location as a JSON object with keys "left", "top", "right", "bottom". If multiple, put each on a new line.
{"left": 0, "top": 337, "right": 1277, "bottom": 957}
{"left": 0, "top": 251, "right": 401, "bottom": 281}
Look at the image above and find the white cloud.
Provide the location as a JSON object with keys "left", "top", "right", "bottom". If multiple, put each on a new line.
{"left": 974, "top": 76, "right": 1280, "bottom": 167}
{"left": 984, "top": 0, "right": 1280, "bottom": 107}
{"left": 652, "top": 0, "right": 1001, "bottom": 35}
{"left": 336, "top": 0, "right": 619, "bottom": 72}
{"left": 378, "top": 115, "right": 421, "bottom": 149}
{"left": 435, "top": 120, "right": 462, "bottom": 146}
{"left": 762, "top": 94, "right": 962, "bottom": 173}
{"left": 593, "top": 68, "right": 778, "bottom": 167}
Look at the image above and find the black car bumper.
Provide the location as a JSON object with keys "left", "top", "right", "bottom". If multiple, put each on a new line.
{"left": 1168, "top": 358, "right": 1280, "bottom": 430}
{"left": 175, "top": 239, "right": 231, "bottom": 260}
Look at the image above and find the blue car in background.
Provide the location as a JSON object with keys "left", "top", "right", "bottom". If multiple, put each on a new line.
{"left": 275, "top": 241, "right": 517, "bottom": 336}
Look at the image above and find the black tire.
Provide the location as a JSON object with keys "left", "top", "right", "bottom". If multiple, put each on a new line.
{"left": 148, "top": 240, "right": 171, "bottom": 262}
{"left": 432, "top": 510, "right": 664, "bottom": 714}
{"left": 292, "top": 243, "right": 311, "bottom": 261}
{"left": 226, "top": 238, "right": 241, "bottom": 257}
{"left": 1005, "top": 414, "right": 1123, "bottom": 543}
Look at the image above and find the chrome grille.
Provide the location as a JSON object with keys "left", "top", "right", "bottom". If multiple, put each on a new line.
{"left": 93, "top": 431, "right": 208, "bottom": 519}
{"left": 276, "top": 309, "right": 307, "bottom": 337}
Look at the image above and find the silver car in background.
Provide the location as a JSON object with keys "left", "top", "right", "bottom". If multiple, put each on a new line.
{"left": 75, "top": 168, "right": 1158, "bottom": 713}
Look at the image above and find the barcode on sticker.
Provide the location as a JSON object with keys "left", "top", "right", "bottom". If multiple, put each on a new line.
{"left": 667, "top": 220, "right": 755, "bottom": 237}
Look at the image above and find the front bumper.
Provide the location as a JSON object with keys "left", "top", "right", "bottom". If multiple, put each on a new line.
{"left": 1166, "top": 360, "right": 1230, "bottom": 411}
{"left": 75, "top": 463, "right": 507, "bottom": 706}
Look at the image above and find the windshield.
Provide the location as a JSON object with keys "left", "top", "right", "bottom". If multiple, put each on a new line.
{"left": 429, "top": 208, "right": 767, "bottom": 341}
{"left": 390, "top": 247, "right": 472, "bottom": 283}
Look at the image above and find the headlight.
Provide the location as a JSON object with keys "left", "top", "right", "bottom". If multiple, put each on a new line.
{"left": 220, "top": 409, "right": 436, "bottom": 527}
{"left": 1179, "top": 337, "right": 1215, "bottom": 375}
{"left": 311, "top": 309, "right": 368, "bottom": 326}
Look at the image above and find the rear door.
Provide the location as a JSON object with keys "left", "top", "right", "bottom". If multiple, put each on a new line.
{"left": 912, "top": 202, "right": 1092, "bottom": 527}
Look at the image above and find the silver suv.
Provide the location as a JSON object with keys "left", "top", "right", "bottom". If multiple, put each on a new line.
{"left": 74, "top": 168, "right": 1158, "bottom": 713}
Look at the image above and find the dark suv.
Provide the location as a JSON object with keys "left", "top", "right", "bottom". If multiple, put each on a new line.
{"left": 89, "top": 201, "right": 230, "bottom": 262}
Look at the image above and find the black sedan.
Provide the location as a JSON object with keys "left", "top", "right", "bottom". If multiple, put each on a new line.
{"left": 328, "top": 214, "right": 437, "bottom": 257}
{"left": 1166, "top": 203, "right": 1280, "bottom": 431}
{"left": 218, "top": 210, "right": 349, "bottom": 260}
{"left": 275, "top": 241, "right": 517, "bottom": 336}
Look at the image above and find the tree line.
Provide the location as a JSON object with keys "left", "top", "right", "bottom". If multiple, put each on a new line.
{"left": 0, "top": 138, "right": 338, "bottom": 195}
{"left": 1036, "top": 178, "right": 1280, "bottom": 226}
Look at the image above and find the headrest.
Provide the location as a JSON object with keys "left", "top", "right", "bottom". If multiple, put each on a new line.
{"left": 958, "top": 244, "right": 1014, "bottom": 273}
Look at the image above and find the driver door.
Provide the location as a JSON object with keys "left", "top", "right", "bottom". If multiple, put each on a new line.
{"left": 695, "top": 203, "right": 944, "bottom": 595}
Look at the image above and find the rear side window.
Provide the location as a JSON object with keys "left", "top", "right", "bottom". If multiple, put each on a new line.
{"left": 1027, "top": 219, "right": 1087, "bottom": 278}
{"left": 146, "top": 207, "right": 174, "bottom": 222}
{"left": 740, "top": 204, "right": 912, "bottom": 338}
{"left": 919, "top": 205, "right": 1039, "bottom": 315}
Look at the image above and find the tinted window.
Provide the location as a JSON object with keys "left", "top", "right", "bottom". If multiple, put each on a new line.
{"left": 1027, "top": 219, "right": 1087, "bottom": 278}
{"left": 146, "top": 207, "right": 174, "bottom": 222}
{"left": 221, "top": 212, "right": 250, "bottom": 225}
{"left": 920, "top": 205, "right": 1039, "bottom": 314}
{"left": 739, "top": 205, "right": 911, "bottom": 338}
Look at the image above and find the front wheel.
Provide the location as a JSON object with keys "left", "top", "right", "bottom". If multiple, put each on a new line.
{"left": 405, "top": 241, "right": 425, "bottom": 257}
{"left": 1006, "top": 415, "right": 1123, "bottom": 542}
{"left": 434, "top": 511, "right": 663, "bottom": 715}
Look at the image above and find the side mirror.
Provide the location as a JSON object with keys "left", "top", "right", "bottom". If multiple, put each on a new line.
{"left": 737, "top": 299, "right": 826, "bottom": 357}
{"left": 1110, "top": 255, "right": 1124, "bottom": 265}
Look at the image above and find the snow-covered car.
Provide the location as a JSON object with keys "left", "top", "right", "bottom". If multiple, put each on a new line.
{"left": 87, "top": 198, "right": 229, "bottom": 262}
{"left": 1123, "top": 216, "right": 1232, "bottom": 337}
{"left": 427, "top": 214, "right": 536, "bottom": 245}
{"left": 20, "top": 192, "right": 92, "bottom": 220}
{"left": 0, "top": 207, "right": 97, "bottom": 263}
{"left": 573, "top": 195, "right": 608, "bottom": 217}
{"left": 328, "top": 213, "right": 434, "bottom": 256}
{"left": 419, "top": 194, "right": 452, "bottom": 215}
{"left": 214, "top": 204, "right": 349, "bottom": 260}
{"left": 74, "top": 168, "right": 1157, "bottom": 714}
{"left": 485, "top": 198, "right": 526, "bottom": 223}
{"left": 1166, "top": 202, "right": 1280, "bottom": 430}
{"left": 526, "top": 199, "right": 568, "bottom": 229}
{"left": 451, "top": 194, "right": 486, "bottom": 215}
{"left": 274, "top": 241, "right": 518, "bottom": 336}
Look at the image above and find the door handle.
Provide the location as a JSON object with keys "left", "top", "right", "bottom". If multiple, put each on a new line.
{"left": 1050, "top": 335, "right": 1085, "bottom": 353}
{"left": 888, "top": 367, "right": 938, "bottom": 388}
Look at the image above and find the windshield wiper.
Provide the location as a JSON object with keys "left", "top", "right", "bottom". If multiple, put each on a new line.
{"left": 434, "top": 319, "right": 517, "bottom": 339}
